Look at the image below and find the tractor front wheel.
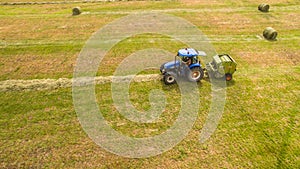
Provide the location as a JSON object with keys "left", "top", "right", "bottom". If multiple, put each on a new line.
{"left": 188, "top": 67, "right": 204, "bottom": 82}
{"left": 225, "top": 73, "right": 232, "bottom": 81}
{"left": 163, "top": 74, "right": 176, "bottom": 85}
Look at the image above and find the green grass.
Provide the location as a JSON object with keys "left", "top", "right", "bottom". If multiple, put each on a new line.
{"left": 1, "top": 74, "right": 298, "bottom": 168}
{"left": 0, "top": 0, "right": 299, "bottom": 168}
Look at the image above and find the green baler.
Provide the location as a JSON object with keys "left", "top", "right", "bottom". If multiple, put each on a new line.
{"left": 206, "top": 54, "right": 237, "bottom": 81}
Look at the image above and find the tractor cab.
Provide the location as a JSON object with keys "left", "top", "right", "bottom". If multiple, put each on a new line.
{"left": 177, "top": 48, "right": 207, "bottom": 67}
{"left": 177, "top": 48, "right": 202, "bottom": 67}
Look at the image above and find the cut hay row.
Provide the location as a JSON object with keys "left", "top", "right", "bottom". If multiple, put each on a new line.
{"left": 1, "top": 5, "right": 298, "bottom": 16}
{"left": 0, "top": 0, "right": 161, "bottom": 5}
{"left": 4, "top": 35, "right": 299, "bottom": 47}
{"left": 0, "top": 0, "right": 118, "bottom": 5}
{"left": 0, "top": 74, "right": 161, "bottom": 92}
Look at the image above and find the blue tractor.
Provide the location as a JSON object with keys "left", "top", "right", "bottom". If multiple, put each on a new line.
{"left": 160, "top": 48, "right": 206, "bottom": 85}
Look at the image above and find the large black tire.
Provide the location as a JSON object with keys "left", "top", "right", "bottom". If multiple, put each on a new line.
{"left": 187, "top": 67, "right": 204, "bottom": 82}
{"left": 163, "top": 74, "right": 176, "bottom": 85}
{"left": 225, "top": 73, "right": 233, "bottom": 81}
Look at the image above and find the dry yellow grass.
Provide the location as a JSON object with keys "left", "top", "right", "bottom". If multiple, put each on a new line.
{"left": 1, "top": 2, "right": 299, "bottom": 80}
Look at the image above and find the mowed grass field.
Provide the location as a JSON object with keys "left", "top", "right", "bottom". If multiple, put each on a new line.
{"left": 0, "top": 0, "right": 299, "bottom": 168}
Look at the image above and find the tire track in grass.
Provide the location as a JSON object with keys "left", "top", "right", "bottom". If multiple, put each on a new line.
{"left": 275, "top": 105, "right": 298, "bottom": 168}
{"left": 0, "top": 74, "right": 161, "bottom": 92}
{"left": 260, "top": 91, "right": 299, "bottom": 168}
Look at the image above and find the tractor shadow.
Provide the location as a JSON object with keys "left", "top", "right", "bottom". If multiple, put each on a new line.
{"left": 203, "top": 75, "right": 236, "bottom": 88}
{"left": 226, "top": 80, "right": 236, "bottom": 87}
{"left": 160, "top": 75, "right": 235, "bottom": 90}
{"left": 160, "top": 77, "right": 204, "bottom": 90}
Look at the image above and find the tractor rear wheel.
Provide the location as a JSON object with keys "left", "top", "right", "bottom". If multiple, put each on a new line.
{"left": 163, "top": 74, "right": 176, "bottom": 85}
{"left": 188, "top": 67, "right": 204, "bottom": 82}
{"left": 225, "top": 73, "right": 232, "bottom": 81}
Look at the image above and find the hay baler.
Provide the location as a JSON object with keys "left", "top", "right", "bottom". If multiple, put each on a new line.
{"left": 205, "top": 54, "right": 237, "bottom": 81}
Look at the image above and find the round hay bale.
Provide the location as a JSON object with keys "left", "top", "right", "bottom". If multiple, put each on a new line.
{"left": 263, "top": 27, "right": 277, "bottom": 40}
{"left": 258, "top": 3, "right": 270, "bottom": 12}
{"left": 72, "top": 7, "right": 81, "bottom": 16}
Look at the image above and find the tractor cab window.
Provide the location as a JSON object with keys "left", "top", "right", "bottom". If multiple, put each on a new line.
{"left": 182, "top": 56, "right": 192, "bottom": 66}
{"left": 192, "top": 56, "right": 198, "bottom": 64}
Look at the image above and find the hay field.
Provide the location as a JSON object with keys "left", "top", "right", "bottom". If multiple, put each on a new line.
{"left": 0, "top": 0, "right": 299, "bottom": 168}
